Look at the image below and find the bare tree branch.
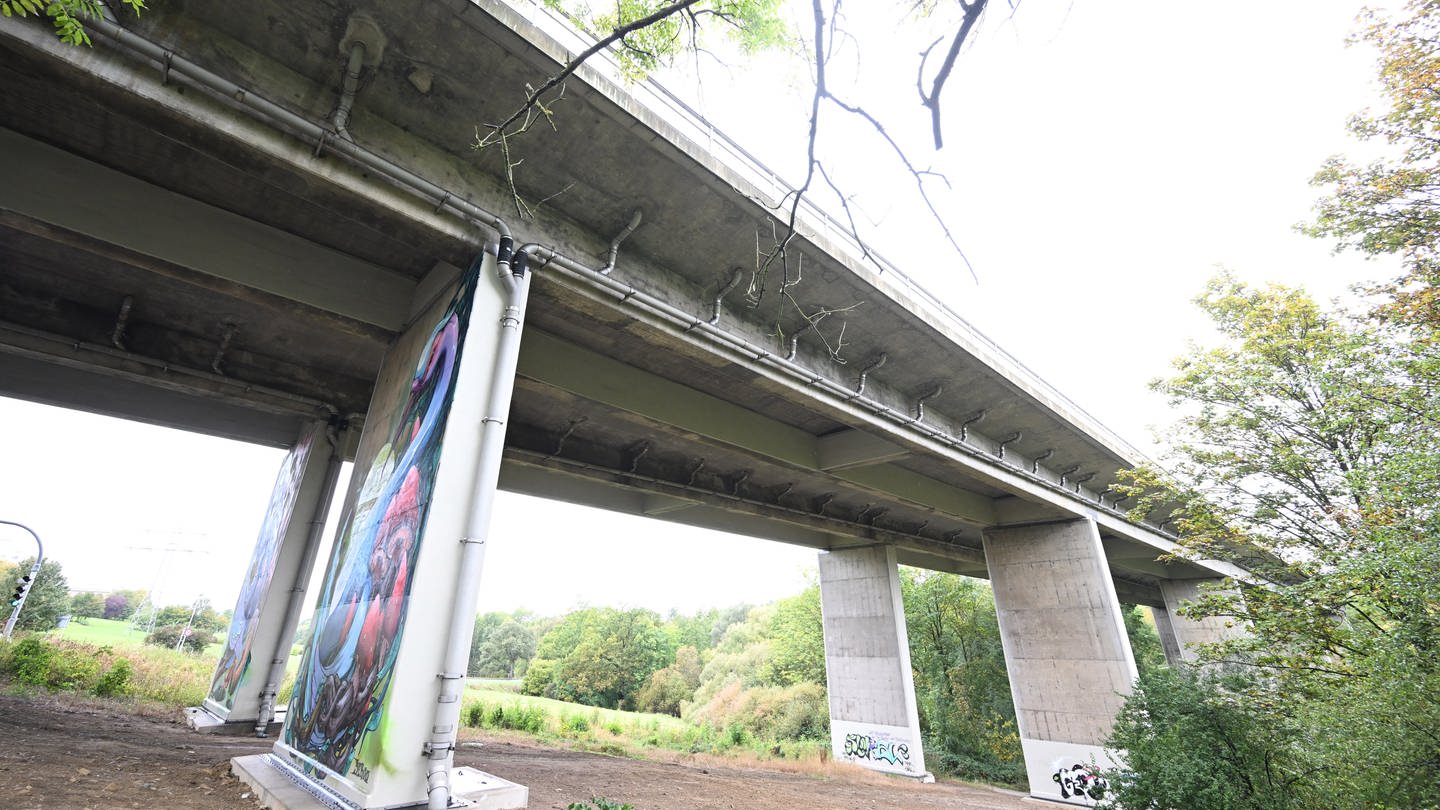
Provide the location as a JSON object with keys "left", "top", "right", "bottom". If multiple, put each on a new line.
{"left": 918, "top": 0, "right": 990, "bottom": 149}
{"left": 480, "top": 0, "right": 703, "bottom": 144}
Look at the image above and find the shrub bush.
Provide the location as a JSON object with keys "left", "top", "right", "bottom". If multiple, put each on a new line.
{"left": 93, "top": 658, "right": 133, "bottom": 697}
{"left": 687, "top": 680, "right": 829, "bottom": 743}
{"left": 144, "top": 624, "right": 216, "bottom": 654}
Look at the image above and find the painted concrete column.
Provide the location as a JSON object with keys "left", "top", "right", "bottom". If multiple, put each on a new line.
{"left": 193, "top": 417, "right": 343, "bottom": 731}
{"left": 254, "top": 258, "right": 524, "bottom": 809}
{"left": 982, "top": 519, "right": 1137, "bottom": 806}
{"left": 818, "top": 545, "right": 928, "bottom": 779}
{"left": 1156, "top": 577, "right": 1245, "bottom": 665}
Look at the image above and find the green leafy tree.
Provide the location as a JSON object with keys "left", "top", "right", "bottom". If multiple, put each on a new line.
{"left": 144, "top": 624, "right": 216, "bottom": 653}
{"left": 761, "top": 585, "right": 825, "bottom": 687}
{"left": 663, "top": 607, "right": 743, "bottom": 653}
{"left": 543, "top": 0, "right": 788, "bottom": 82}
{"left": 68, "top": 592, "right": 104, "bottom": 619}
{"left": 467, "top": 611, "right": 508, "bottom": 677}
{"left": 0, "top": 0, "right": 145, "bottom": 46}
{"left": 1114, "top": 274, "right": 1440, "bottom": 807}
{"left": 102, "top": 589, "right": 145, "bottom": 620}
{"left": 5, "top": 557, "right": 69, "bottom": 631}
{"left": 1106, "top": 667, "right": 1304, "bottom": 810}
{"left": 635, "top": 644, "right": 702, "bottom": 716}
{"left": 188, "top": 598, "right": 228, "bottom": 633}
{"left": 522, "top": 607, "right": 672, "bottom": 710}
{"left": 901, "top": 570, "right": 1020, "bottom": 782}
{"left": 1307, "top": 0, "right": 1440, "bottom": 333}
{"left": 472, "top": 620, "right": 536, "bottom": 678}
{"left": 154, "top": 604, "right": 193, "bottom": 627}
{"left": 1122, "top": 604, "right": 1167, "bottom": 679}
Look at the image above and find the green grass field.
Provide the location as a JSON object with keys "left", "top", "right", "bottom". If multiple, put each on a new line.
{"left": 57, "top": 617, "right": 224, "bottom": 655}
{"left": 463, "top": 683, "right": 692, "bottom": 738}
{"left": 56, "top": 617, "right": 150, "bottom": 647}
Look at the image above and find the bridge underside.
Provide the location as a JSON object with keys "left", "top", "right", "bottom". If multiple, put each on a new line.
{"left": 0, "top": 0, "right": 1215, "bottom": 608}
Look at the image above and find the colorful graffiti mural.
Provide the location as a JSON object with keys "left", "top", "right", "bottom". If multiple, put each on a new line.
{"left": 1053, "top": 763, "right": 1108, "bottom": 802}
{"left": 842, "top": 731, "right": 914, "bottom": 771}
{"left": 282, "top": 271, "right": 476, "bottom": 783}
{"left": 206, "top": 429, "right": 316, "bottom": 712}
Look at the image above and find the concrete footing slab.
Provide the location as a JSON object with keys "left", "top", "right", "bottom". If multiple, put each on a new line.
{"left": 232, "top": 754, "right": 528, "bottom": 809}
{"left": 186, "top": 705, "right": 285, "bottom": 737}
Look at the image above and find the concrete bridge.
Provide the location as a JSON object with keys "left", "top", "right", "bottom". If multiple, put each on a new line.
{"left": 1, "top": 2, "right": 1243, "bottom": 807}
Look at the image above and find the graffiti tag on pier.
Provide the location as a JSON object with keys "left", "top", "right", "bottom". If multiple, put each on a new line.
{"left": 1052, "top": 763, "right": 1107, "bottom": 802}
{"left": 842, "top": 732, "right": 912, "bottom": 770}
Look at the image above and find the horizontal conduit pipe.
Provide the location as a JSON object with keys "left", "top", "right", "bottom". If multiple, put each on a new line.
{"left": 87, "top": 16, "right": 510, "bottom": 241}
{"left": 527, "top": 254, "right": 1167, "bottom": 534}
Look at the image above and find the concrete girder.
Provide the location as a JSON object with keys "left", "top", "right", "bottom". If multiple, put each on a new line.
{"left": 816, "top": 429, "right": 911, "bottom": 471}
{"left": 517, "top": 329, "right": 999, "bottom": 530}
{"left": 0, "top": 127, "right": 415, "bottom": 331}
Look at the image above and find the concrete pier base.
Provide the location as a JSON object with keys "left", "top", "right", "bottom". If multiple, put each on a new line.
{"left": 186, "top": 705, "right": 285, "bottom": 736}
{"left": 232, "top": 754, "right": 528, "bottom": 810}
{"left": 818, "top": 545, "right": 928, "bottom": 780}
{"left": 1156, "top": 577, "right": 1246, "bottom": 665}
{"left": 983, "top": 519, "right": 1137, "bottom": 806}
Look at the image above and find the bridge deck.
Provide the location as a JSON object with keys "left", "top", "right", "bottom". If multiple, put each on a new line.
{"left": 0, "top": 0, "right": 1232, "bottom": 604}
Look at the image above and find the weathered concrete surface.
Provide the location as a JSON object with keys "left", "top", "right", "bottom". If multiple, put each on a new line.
{"left": 819, "top": 545, "right": 926, "bottom": 778}
{"left": 0, "top": 0, "right": 1248, "bottom": 598}
{"left": 1157, "top": 577, "right": 1247, "bottom": 664}
{"left": 983, "top": 520, "right": 1136, "bottom": 803}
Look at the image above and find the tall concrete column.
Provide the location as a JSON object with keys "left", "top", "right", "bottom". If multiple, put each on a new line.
{"left": 1156, "top": 577, "right": 1244, "bottom": 665}
{"left": 245, "top": 257, "right": 526, "bottom": 809}
{"left": 192, "top": 417, "right": 344, "bottom": 732}
{"left": 818, "top": 545, "right": 928, "bottom": 779}
{"left": 982, "top": 519, "right": 1136, "bottom": 806}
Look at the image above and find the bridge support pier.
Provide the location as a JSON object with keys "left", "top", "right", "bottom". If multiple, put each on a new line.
{"left": 1155, "top": 578, "right": 1245, "bottom": 665}
{"left": 191, "top": 417, "right": 346, "bottom": 734}
{"left": 983, "top": 519, "right": 1137, "bottom": 806}
{"left": 818, "top": 545, "right": 929, "bottom": 780}
{"left": 256, "top": 258, "right": 527, "bottom": 809}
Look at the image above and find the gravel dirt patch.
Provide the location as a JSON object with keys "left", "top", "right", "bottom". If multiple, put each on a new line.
{"left": 0, "top": 693, "right": 1028, "bottom": 809}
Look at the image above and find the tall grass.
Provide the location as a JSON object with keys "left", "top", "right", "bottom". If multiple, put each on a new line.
{"left": 0, "top": 633, "right": 216, "bottom": 707}
{"left": 459, "top": 684, "right": 829, "bottom": 764}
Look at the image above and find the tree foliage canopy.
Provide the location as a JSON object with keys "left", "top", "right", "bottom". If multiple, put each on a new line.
{"left": 1108, "top": 7, "right": 1440, "bottom": 791}
{"left": 6, "top": 557, "right": 69, "bottom": 632}
{"left": 1308, "top": 0, "right": 1440, "bottom": 333}
{"left": 0, "top": 0, "right": 144, "bottom": 46}
{"left": 521, "top": 607, "right": 672, "bottom": 710}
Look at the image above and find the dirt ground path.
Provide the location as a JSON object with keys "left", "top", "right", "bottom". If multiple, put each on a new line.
{"left": 0, "top": 693, "right": 1028, "bottom": 809}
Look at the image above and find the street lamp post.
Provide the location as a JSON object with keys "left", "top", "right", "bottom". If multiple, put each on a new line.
{"left": 2, "top": 520, "right": 45, "bottom": 641}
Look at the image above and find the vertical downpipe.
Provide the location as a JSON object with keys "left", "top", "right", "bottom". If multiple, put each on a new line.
{"left": 426, "top": 245, "right": 530, "bottom": 809}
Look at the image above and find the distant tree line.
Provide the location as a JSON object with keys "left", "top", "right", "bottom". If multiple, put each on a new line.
{"left": 1, "top": 557, "right": 229, "bottom": 653}
{"left": 485, "top": 574, "right": 1162, "bottom": 785}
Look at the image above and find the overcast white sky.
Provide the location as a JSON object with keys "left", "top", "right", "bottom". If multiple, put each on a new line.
{"left": 0, "top": 0, "right": 1404, "bottom": 617}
